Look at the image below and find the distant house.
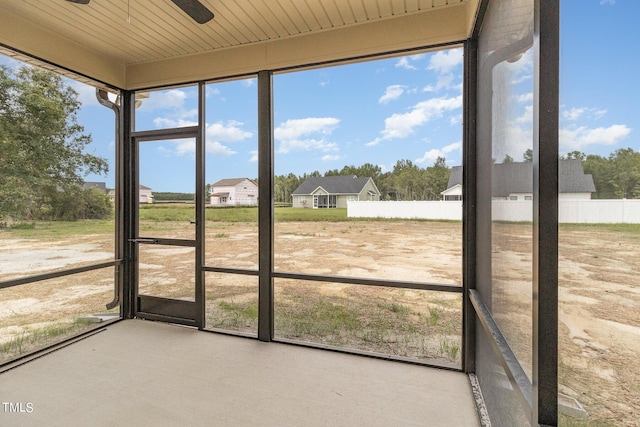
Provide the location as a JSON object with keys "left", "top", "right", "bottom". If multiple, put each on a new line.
{"left": 139, "top": 185, "right": 154, "bottom": 204}
{"left": 441, "top": 159, "right": 596, "bottom": 201}
{"left": 292, "top": 175, "right": 381, "bottom": 208}
{"left": 82, "top": 181, "right": 108, "bottom": 194}
{"left": 210, "top": 178, "right": 258, "bottom": 206}
{"left": 105, "top": 186, "right": 152, "bottom": 203}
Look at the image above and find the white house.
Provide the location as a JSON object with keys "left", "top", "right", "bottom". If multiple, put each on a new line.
{"left": 441, "top": 159, "right": 596, "bottom": 201}
{"left": 139, "top": 185, "right": 154, "bottom": 204}
{"left": 209, "top": 178, "right": 258, "bottom": 206}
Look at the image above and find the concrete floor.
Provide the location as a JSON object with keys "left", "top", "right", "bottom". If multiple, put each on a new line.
{"left": 0, "top": 319, "right": 480, "bottom": 426}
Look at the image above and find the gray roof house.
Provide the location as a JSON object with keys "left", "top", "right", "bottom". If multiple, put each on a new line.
{"left": 441, "top": 159, "right": 596, "bottom": 201}
{"left": 292, "top": 175, "right": 381, "bottom": 208}
{"left": 82, "top": 182, "right": 108, "bottom": 193}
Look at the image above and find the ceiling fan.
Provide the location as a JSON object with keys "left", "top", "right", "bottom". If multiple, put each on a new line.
{"left": 66, "top": 0, "right": 215, "bottom": 24}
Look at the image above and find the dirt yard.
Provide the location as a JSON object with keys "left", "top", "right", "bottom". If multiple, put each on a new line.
{"left": 1, "top": 220, "right": 639, "bottom": 425}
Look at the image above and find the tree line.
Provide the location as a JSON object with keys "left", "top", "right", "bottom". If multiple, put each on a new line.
{"left": 563, "top": 149, "right": 640, "bottom": 199}
{"left": 274, "top": 157, "right": 451, "bottom": 204}
{"left": 3, "top": 65, "right": 638, "bottom": 224}
{"left": 515, "top": 148, "right": 640, "bottom": 199}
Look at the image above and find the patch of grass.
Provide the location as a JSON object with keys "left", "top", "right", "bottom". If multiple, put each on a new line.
{"left": 377, "top": 301, "right": 411, "bottom": 316}
{"left": 560, "top": 222, "right": 640, "bottom": 234}
{"left": 438, "top": 335, "right": 460, "bottom": 360}
{"left": 2, "top": 220, "right": 114, "bottom": 238}
{"left": 206, "top": 206, "right": 259, "bottom": 222}
{"left": 277, "top": 297, "right": 362, "bottom": 341}
{"left": 217, "top": 300, "right": 258, "bottom": 320}
{"left": 274, "top": 207, "right": 349, "bottom": 222}
{"left": 428, "top": 307, "right": 441, "bottom": 326}
{"left": 206, "top": 298, "right": 259, "bottom": 332}
{"left": 273, "top": 287, "right": 462, "bottom": 362}
{"left": 1, "top": 318, "right": 97, "bottom": 360}
{"left": 213, "top": 233, "right": 229, "bottom": 238}
{"left": 140, "top": 205, "right": 196, "bottom": 222}
{"left": 9, "top": 222, "right": 36, "bottom": 230}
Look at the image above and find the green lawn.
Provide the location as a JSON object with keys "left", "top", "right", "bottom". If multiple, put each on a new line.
{"left": 143, "top": 205, "right": 351, "bottom": 222}
{"left": 3, "top": 205, "right": 639, "bottom": 237}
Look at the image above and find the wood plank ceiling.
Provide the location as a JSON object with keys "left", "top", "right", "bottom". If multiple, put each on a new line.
{"left": 0, "top": 0, "right": 474, "bottom": 89}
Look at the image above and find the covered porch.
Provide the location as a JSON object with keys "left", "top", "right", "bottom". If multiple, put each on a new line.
{"left": 1, "top": 1, "right": 563, "bottom": 425}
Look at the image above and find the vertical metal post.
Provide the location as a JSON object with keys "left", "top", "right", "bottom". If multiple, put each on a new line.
{"left": 120, "top": 90, "right": 137, "bottom": 319}
{"left": 258, "top": 70, "right": 274, "bottom": 341}
{"left": 195, "top": 82, "right": 206, "bottom": 329}
{"left": 532, "top": 0, "right": 559, "bottom": 425}
{"left": 462, "top": 38, "right": 478, "bottom": 374}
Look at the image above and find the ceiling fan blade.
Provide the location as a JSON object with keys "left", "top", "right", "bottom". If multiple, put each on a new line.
{"left": 66, "top": 0, "right": 90, "bottom": 4}
{"left": 170, "top": 0, "right": 214, "bottom": 24}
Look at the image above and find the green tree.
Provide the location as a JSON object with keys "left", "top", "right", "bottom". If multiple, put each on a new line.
{"left": 582, "top": 154, "right": 614, "bottom": 199}
{"left": 0, "top": 65, "right": 108, "bottom": 220}
{"left": 609, "top": 148, "right": 640, "bottom": 198}
{"left": 561, "top": 150, "right": 586, "bottom": 161}
{"left": 423, "top": 157, "right": 450, "bottom": 200}
{"left": 46, "top": 187, "right": 112, "bottom": 221}
{"left": 582, "top": 148, "right": 640, "bottom": 199}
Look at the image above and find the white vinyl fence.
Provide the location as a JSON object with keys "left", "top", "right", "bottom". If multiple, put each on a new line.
{"left": 348, "top": 201, "right": 463, "bottom": 220}
{"left": 348, "top": 199, "right": 640, "bottom": 224}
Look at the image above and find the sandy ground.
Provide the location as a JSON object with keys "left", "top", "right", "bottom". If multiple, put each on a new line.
{"left": 1, "top": 221, "right": 639, "bottom": 424}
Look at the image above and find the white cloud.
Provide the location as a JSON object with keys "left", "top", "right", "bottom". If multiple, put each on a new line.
{"left": 157, "top": 138, "right": 236, "bottom": 158}
{"left": 174, "top": 140, "right": 196, "bottom": 156}
{"left": 206, "top": 120, "right": 252, "bottom": 142}
{"left": 205, "top": 120, "right": 252, "bottom": 157}
{"left": 275, "top": 117, "right": 341, "bottom": 154}
{"left": 395, "top": 57, "right": 417, "bottom": 70}
{"left": 600, "top": 0, "right": 615, "bottom": 5}
{"left": 153, "top": 120, "right": 251, "bottom": 158}
{"left": 249, "top": 150, "right": 258, "bottom": 162}
{"left": 562, "top": 107, "right": 608, "bottom": 121}
{"left": 367, "top": 95, "right": 462, "bottom": 146}
{"left": 321, "top": 154, "right": 341, "bottom": 161}
{"left": 518, "top": 92, "right": 533, "bottom": 103}
{"left": 206, "top": 141, "right": 236, "bottom": 157}
{"left": 563, "top": 107, "right": 587, "bottom": 121}
{"left": 395, "top": 52, "right": 438, "bottom": 71}
{"left": 379, "top": 85, "right": 406, "bottom": 104}
{"left": 427, "top": 49, "right": 463, "bottom": 74}
{"left": 153, "top": 117, "right": 197, "bottom": 128}
{"left": 592, "top": 109, "right": 607, "bottom": 119}
{"left": 516, "top": 105, "right": 534, "bottom": 123}
{"left": 138, "top": 89, "right": 189, "bottom": 111}
{"left": 560, "top": 124, "right": 631, "bottom": 150}
{"left": 416, "top": 142, "right": 461, "bottom": 164}
{"left": 423, "top": 48, "right": 463, "bottom": 92}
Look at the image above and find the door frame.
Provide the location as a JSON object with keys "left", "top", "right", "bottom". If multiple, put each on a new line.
{"left": 130, "top": 123, "right": 206, "bottom": 328}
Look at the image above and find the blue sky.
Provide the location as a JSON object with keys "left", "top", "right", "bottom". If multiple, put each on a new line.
{"left": 1, "top": 0, "right": 638, "bottom": 193}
